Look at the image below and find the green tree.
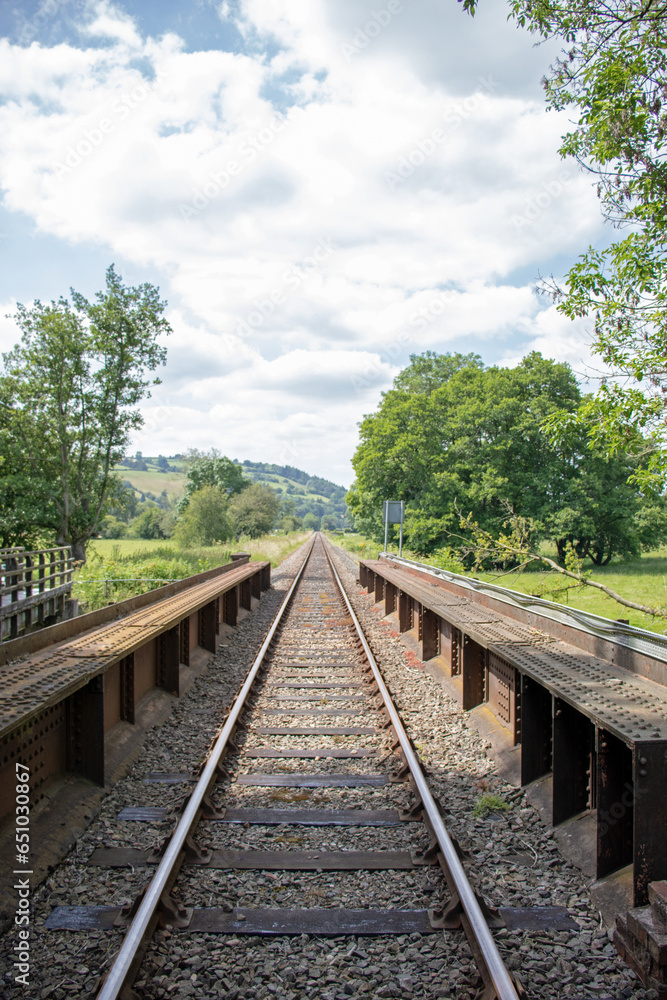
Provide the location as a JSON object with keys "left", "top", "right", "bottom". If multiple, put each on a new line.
{"left": 321, "top": 513, "right": 342, "bottom": 530}
{"left": 131, "top": 506, "right": 167, "bottom": 540}
{"left": 173, "top": 485, "right": 232, "bottom": 546}
{"left": 348, "top": 351, "right": 663, "bottom": 563}
{"left": 228, "top": 483, "right": 280, "bottom": 538}
{"left": 178, "top": 451, "right": 248, "bottom": 513}
{"left": 464, "top": 0, "right": 667, "bottom": 481}
{"left": 0, "top": 266, "right": 170, "bottom": 559}
{"left": 303, "top": 512, "right": 321, "bottom": 531}
{"left": 280, "top": 515, "right": 303, "bottom": 532}
{"left": 100, "top": 515, "right": 129, "bottom": 539}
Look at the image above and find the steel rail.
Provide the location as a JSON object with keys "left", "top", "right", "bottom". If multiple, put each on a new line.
{"left": 323, "top": 538, "right": 521, "bottom": 1000}
{"left": 96, "top": 536, "right": 316, "bottom": 1000}
{"left": 380, "top": 550, "right": 667, "bottom": 662}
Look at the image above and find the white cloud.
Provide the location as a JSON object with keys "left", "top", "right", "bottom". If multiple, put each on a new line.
{"left": 0, "top": 0, "right": 607, "bottom": 484}
{"left": 80, "top": 1, "right": 143, "bottom": 48}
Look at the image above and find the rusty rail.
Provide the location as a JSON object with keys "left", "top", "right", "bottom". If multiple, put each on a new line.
{"left": 95, "top": 536, "right": 316, "bottom": 1000}
{"left": 323, "top": 538, "right": 521, "bottom": 1000}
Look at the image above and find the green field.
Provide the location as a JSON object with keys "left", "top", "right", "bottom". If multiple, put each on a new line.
{"left": 76, "top": 531, "right": 311, "bottom": 611}
{"left": 114, "top": 458, "right": 348, "bottom": 523}
{"left": 329, "top": 533, "right": 667, "bottom": 634}
{"left": 117, "top": 469, "right": 186, "bottom": 498}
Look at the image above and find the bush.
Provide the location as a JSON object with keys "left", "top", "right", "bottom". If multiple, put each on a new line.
{"left": 228, "top": 483, "right": 280, "bottom": 538}
{"left": 174, "top": 485, "right": 232, "bottom": 546}
{"left": 131, "top": 507, "right": 167, "bottom": 539}
{"left": 100, "top": 515, "right": 128, "bottom": 539}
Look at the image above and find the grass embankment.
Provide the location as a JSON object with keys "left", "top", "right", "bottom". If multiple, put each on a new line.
{"left": 328, "top": 533, "right": 667, "bottom": 634}
{"left": 74, "top": 532, "right": 310, "bottom": 612}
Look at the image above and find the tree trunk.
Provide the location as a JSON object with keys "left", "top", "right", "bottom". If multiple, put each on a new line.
{"left": 72, "top": 539, "right": 87, "bottom": 563}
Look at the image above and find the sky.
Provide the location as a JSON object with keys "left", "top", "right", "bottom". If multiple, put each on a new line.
{"left": 0, "top": 0, "right": 608, "bottom": 487}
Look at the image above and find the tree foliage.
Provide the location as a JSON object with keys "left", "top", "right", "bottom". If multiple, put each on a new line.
{"left": 463, "top": 0, "right": 667, "bottom": 481}
{"left": 228, "top": 483, "right": 280, "bottom": 538}
{"left": 178, "top": 451, "right": 248, "bottom": 513}
{"left": 347, "top": 351, "right": 666, "bottom": 563}
{"left": 0, "top": 266, "right": 170, "bottom": 558}
{"left": 173, "top": 485, "right": 233, "bottom": 546}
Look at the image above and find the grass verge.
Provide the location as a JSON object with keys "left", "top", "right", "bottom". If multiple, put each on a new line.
{"left": 327, "top": 532, "right": 667, "bottom": 634}
{"left": 75, "top": 531, "right": 311, "bottom": 612}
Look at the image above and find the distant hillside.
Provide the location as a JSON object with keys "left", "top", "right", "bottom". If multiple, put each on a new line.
{"left": 115, "top": 455, "right": 349, "bottom": 528}
{"left": 240, "top": 461, "right": 349, "bottom": 527}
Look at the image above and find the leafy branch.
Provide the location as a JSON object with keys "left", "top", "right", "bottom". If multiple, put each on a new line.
{"left": 452, "top": 500, "right": 667, "bottom": 619}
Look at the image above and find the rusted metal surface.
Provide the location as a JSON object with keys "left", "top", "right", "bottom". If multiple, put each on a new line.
{"left": 243, "top": 746, "right": 375, "bottom": 758}
{"left": 0, "top": 554, "right": 251, "bottom": 666}
{"left": 493, "top": 641, "right": 667, "bottom": 744}
{"left": 88, "top": 846, "right": 419, "bottom": 870}
{"left": 0, "top": 702, "right": 67, "bottom": 824}
{"left": 259, "top": 707, "right": 364, "bottom": 717}
{"left": 381, "top": 552, "right": 667, "bottom": 688}
{"left": 236, "top": 773, "right": 388, "bottom": 787}
{"left": 362, "top": 556, "right": 667, "bottom": 905}
{"left": 67, "top": 675, "right": 105, "bottom": 786}
{"left": 362, "top": 559, "right": 667, "bottom": 743}
{"left": 47, "top": 906, "right": 439, "bottom": 935}
{"left": 462, "top": 635, "right": 486, "bottom": 711}
{"left": 117, "top": 806, "right": 406, "bottom": 825}
{"left": 0, "top": 560, "right": 270, "bottom": 742}
{"left": 552, "top": 699, "right": 594, "bottom": 826}
{"left": 255, "top": 725, "right": 377, "bottom": 736}
{"left": 487, "top": 653, "right": 518, "bottom": 739}
{"left": 597, "top": 728, "right": 633, "bottom": 880}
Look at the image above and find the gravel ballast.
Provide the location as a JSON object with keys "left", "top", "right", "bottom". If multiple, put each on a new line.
{"left": 0, "top": 537, "right": 653, "bottom": 999}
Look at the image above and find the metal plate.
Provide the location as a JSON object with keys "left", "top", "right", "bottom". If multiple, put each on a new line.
{"left": 274, "top": 663, "right": 360, "bottom": 669}
{"left": 144, "top": 772, "right": 193, "bottom": 783}
{"left": 492, "top": 641, "right": 667, "bottom": 742}
{"left": 243, "top": 748, "right": 377, "bottom": 759}
{"left": 259, "top": 709, "right": 364, "bottom": 717}
{"left": 266, "top": 695, "right": 367, "bottom": 702}
{"left": 118, "top": 807, "right": 169, "bottom": 821}
{"left": 189, "top": 907, "right": 435, "bottom": 935}
{"left": 256, "top": 727, "right": 376, "bottom": 736}
{"left": 45, "top": 906, "right": 121, "bottom": 930}
{"left": 499, "top": 907, "right": 579, "bottom": 931}
{"left": 88, "top": 848, "right": 417, "bottom": 870}
{"left": 116, "top": 807, "right": 405, "bottom": 825}
{"left": 208, "top": 850, "right": 416, "bottom": 870}
{"left": 237, "top": 774, "right": 388, "bottom": 787}
{"left": 45, "top": 904, "right": 576, "bottom": 934}
{"left": 219, "top": 808, "right": 405, "bottom": 826}
{"left": 269, "top": 683, "right": 365, "bottom": 690}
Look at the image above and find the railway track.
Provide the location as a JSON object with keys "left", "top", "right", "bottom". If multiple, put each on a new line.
{"left": 45, "top": 534, "right": 518, "bottom": 1000}
{"left": 14, "top": 535, "right": 642, "bottom": 1000}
